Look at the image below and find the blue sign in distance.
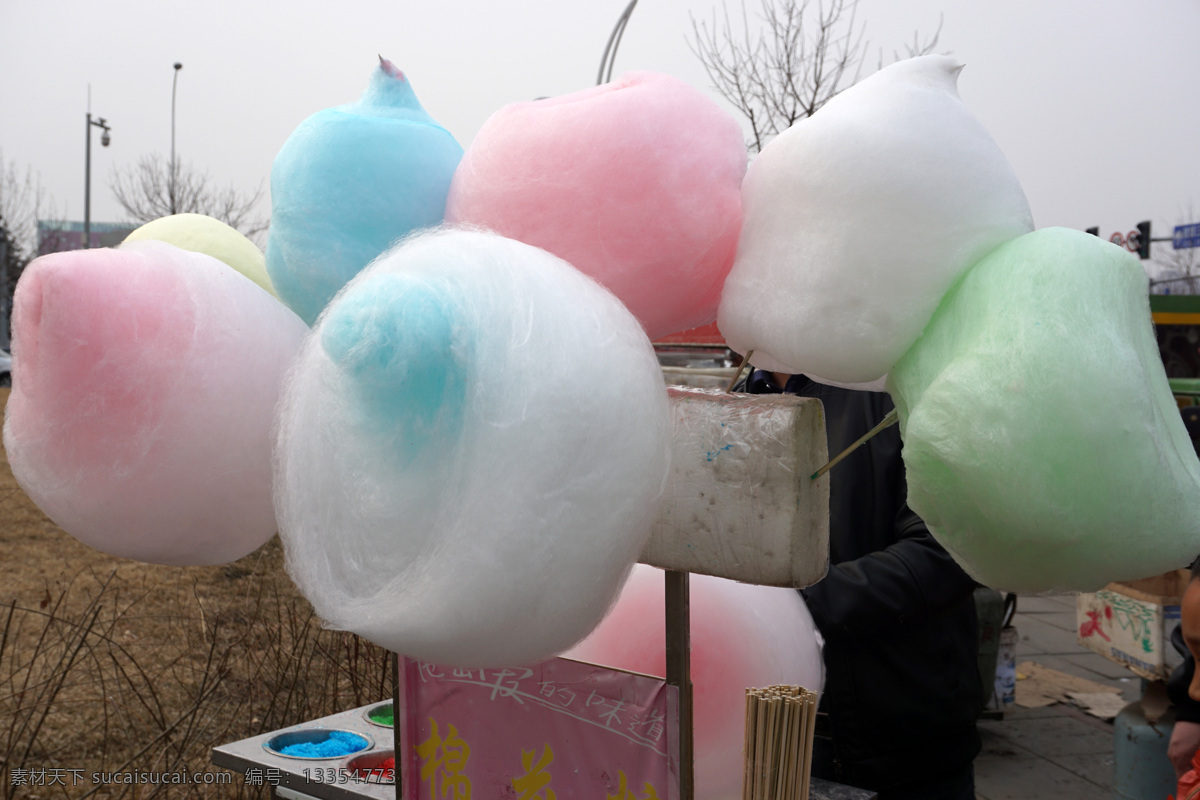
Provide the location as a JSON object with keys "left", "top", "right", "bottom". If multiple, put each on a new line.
{"left": 1174, "top": 223, "right": 1200, "bottom": 250}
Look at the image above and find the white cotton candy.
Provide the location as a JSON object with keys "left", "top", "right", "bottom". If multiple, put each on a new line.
{"left": 719, "top": 55, "right": 1033, "bottom": 384}
{"left": 274, "top": 227, "right": 672, "bottom": 667}
{"left": 566, "top": 565, "right": 824, "bottom": 800}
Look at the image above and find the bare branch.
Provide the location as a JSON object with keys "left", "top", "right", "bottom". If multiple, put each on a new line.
{"left": 0, "top": 150, "right": 58, "bottom": 261}
{"left": 878, "top": 13, "right": 943, "bottom": 68}
{"left": 690, "top": 0, "right": 937, "bottom": 152}
{"left": 108, "top": 154, "right": 268, "bottom": 240}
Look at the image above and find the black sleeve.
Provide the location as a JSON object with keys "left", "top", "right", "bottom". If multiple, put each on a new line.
{"left": 801, "top": 503, "right": 979, "bottom": 638}
{"left": 1169, "top": 625, "right": 1200, "bottom": 723}
{"left": 799, "top": 383, "right": 979, "bottom": 638}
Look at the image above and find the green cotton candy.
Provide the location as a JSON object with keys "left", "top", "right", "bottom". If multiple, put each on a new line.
{"left": 888, "top": 227, "right": 1200, "bottom": 593}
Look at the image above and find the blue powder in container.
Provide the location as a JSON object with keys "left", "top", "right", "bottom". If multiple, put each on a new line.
{"left": 279, "top": 730, "right": 369, "bottom": 758}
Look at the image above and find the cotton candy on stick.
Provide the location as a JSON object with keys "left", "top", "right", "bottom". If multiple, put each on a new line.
{"left": 887, "top": 228, "right": 1200, "bottom": 593}
{"left": 719, "top": 55, "right": 1034, "bottom": 385}
{"left": 445, "top": 71, "right": 746, "bottom": 341}
{"left": 274, "top": 228, "right": 671, "bottom": 668}
{"left": 266, "top": 57, "right": 463, "bottom": 324}
{"left": 3, "top": 240, "right": 308, "bottom": 565}
{"left": 565, "top": 565, "right": 824, "bottom": 800}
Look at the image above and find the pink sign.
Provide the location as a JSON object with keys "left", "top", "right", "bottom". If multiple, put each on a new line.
{"left": 399, "top": 656, "right": 679, "bottom": 800}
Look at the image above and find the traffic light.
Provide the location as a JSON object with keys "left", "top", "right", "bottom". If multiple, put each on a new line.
{"left": 1085, "top": 227, "right": 1099, "bottom": 236}
{"left": 1136, "top": 220, "right": 1151, "bottom": 260}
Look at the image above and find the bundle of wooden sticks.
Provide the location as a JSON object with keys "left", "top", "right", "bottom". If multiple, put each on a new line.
{"left": 742, "top": 685, "right": 818, "bottom": 800}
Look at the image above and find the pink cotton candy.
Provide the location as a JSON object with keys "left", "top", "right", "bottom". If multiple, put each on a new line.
{"left": 565, "top": 565, "right": 823, "bottom": 800}
{"left": 4, "top": 240, "right": 309, "bottom": 565}
{"left": 445, "top": 71, "right": 746, "bottom": 341}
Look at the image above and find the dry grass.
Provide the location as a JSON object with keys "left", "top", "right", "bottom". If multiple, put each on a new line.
{"left": 0, "top": 388, "right": 393, "bottom": 798}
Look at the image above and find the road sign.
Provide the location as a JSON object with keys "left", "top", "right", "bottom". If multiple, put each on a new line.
{"left": 1125, "top": 230, "right": 1141, "bottom": 253}
{"left": 1110, "top": 232, "right": 1125, "bottom": 246}
{"left": 1174, "top": 223, "right": 1200, "bottom": 250}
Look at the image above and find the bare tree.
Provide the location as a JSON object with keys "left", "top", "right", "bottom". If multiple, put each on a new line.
{"left": 0, "top": 149, "right": 57, "bottom": 261}
{"left": 690, "top": 0, "right": 940, "bottom": 153}
{"left": 0, "top": 152, "right": 63, "bottom": 344}
{"left": 109, "top": 153, "right": 268, "bottom": 240}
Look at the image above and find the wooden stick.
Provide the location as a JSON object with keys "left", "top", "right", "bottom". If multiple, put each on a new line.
{"left": 765, "top": 691, "right": 773, "bottom": 789}
{"left": 792, "top": 693, "right": 803, "bottom": 800}
{"left": 800, "top": 691, "right": 817, "bottom": 800}
{"left": 743, "top": 690, "right": 756, "bottom": 800}
{"left": 769, "top": 696, "right": 783, "bottom": 800}
{"left": 725, "top": 349, "right": 755, "bottom": 393}
{"left": 791, "top": 695, "right": 804, "bottom": 800}
{"left": 744, "top": 686, "right": 825, "bottom": 800}
{"left": 755, "top": 693, "right": 766, "bottom": 800}
{"left": 665, "top": 571, "right": 694, "bottom": 800}
{"left": 777, "top": 695, "right": 786, "bottom": 798}
{"left": 784, "top": 695, "right": 799, "bottom": 800}
{"left": 810, "top": 407, "right": 899, "bottom": 480}
{"left": 775, "top": 695, "right": 787, "bottom": 800}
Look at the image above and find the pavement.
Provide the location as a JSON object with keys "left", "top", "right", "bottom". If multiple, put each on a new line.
{"left": 974, "top": 593, "right": 1156, "bottom": 800}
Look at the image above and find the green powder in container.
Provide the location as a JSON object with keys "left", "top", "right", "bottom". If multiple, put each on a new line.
{"left": 368, "top": 704, "right": 394, "bottom": 727}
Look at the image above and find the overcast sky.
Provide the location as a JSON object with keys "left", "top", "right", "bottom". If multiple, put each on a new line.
{"left": 1, "top": 0, "right": 1197, "bottom": 268}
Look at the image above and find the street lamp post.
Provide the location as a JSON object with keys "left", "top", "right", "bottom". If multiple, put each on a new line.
{"left": 597, "top": 0, "right": 638, "bottom": 85}
{"left": 83, "top": 112, "right": 112, "bottom": 249}
{"left": 171, "top": 62, "right": 183, "bottom": 214}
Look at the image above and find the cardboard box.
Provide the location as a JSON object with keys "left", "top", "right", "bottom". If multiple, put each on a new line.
{"left": 1075, "top": 570, "right": 1188, "bottom": 681}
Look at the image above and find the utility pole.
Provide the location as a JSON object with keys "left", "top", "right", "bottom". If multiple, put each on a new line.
{"left": 83, "top": 110, "right": 112, "bottom": 249}
{"left": 171, "top": 62, "right": 183, "bottom": 215}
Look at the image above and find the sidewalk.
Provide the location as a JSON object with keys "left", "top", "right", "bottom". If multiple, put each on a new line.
{"left": 974, "top": 594, "right": 1149, "bottom": 800}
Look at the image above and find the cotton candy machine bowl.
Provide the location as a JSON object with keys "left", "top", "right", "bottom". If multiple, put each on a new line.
{"left": 262, "top": 728, "right": 373, "bottom": 760}
{"left": 344, "top": 749, "right": 396, "bottom": 784}
{"left": 363, "top": 702, "right": 394, "bottom": 728}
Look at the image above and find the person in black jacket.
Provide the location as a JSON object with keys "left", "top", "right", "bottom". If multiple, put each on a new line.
{"left": 1169, "top": 415, "right": 1200, "bottom": 777}
{"left": 743, "top": 369, "right": 982, "bottom": 799}
{"left": 1168, "top": 560, "right": 1200, "bottom": 776}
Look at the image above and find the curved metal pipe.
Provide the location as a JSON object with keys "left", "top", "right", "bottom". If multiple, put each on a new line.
{"left": 597, "top": 0, "right": 639, "bottom": 85}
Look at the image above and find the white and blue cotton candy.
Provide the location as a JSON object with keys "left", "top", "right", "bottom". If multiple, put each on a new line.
{"left": 273, "top": 228, "right": 672, "bottom": 667}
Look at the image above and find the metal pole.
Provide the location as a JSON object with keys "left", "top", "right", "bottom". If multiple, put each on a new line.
{"left": 84, "top": 112, "right": 92, "bottom": 249}
{"left": 171, "top": 62, "right": 182, "bottom": 215}
{"left": 597, "top": 0, "right": 639, "bottom": 85}
{"left": 392, "top": 652, "right": 401, "bottom": 800}
{"left": 84, "top": 113, "right": 110, "bottom": 249}
{"left": 665, "top": 570, "right": 694, "bottom": 800}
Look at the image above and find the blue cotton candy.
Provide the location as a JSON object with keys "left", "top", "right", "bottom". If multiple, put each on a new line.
{"left": 266, "top": 58, "right": 463, "bottom": 324}
{"left": 278, "top": 730, "right": 369, "bottom": 758}
{"left": 319, "top": 273, "right": 466, "bottom": 467}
